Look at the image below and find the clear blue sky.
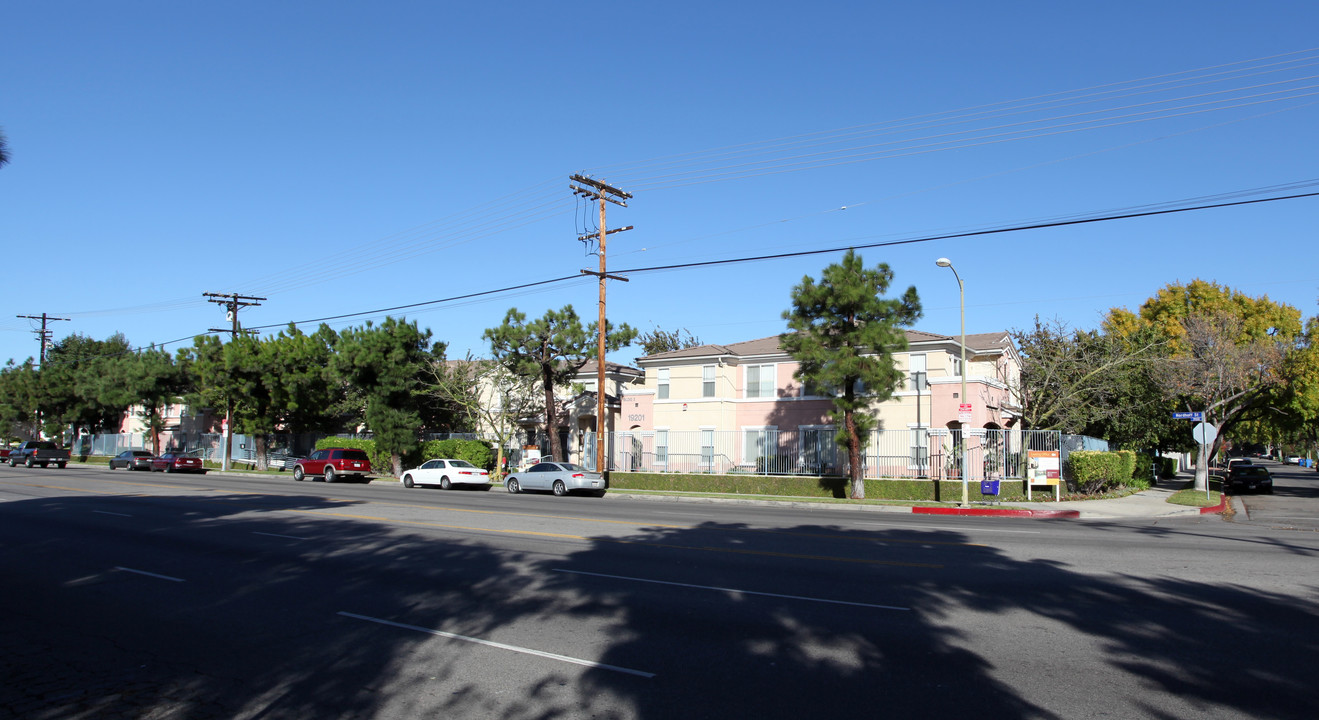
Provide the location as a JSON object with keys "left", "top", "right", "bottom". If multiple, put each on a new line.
{"left": 3, "top": 1, "right": 1317, "bottom": 368}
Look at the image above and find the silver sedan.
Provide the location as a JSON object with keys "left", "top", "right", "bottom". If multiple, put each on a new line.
{"left": 400, "top": 458, "right": 491, "bottom": 490}
{"left": 505, "top": 461, "right": 607, "bottom": 497}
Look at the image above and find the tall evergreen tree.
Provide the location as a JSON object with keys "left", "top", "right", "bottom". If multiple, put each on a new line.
{"left": 781, "top": 250, "right": 921, "bottom": 499}
{"left": 484, "top": 305, "right": 636, "bottom": 463}
{"left": 332, "top": 317, "right": 436, "bottom": 475}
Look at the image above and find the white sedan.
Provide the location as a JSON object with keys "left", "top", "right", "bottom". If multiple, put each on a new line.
{"left": 400, "top": 459, "right": 491, "bottom": 490}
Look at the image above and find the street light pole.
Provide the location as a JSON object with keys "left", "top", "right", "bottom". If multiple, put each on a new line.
{"left": 936, "top": 257, "right": 970, "bottom": 506}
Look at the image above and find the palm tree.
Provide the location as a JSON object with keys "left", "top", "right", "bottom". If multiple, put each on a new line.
{"left": 0, "top": 129, "right": 10, "bottom": 169}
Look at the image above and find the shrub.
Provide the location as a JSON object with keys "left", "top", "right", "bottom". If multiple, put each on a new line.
{"left": 416, "top": 438, "right": 494, "bottom": 471}
{"left": 1067, "top": 450, "right": 1126, "bottom": 494}
{"left": 1115, "top": 450, "right": 1136, "bottom": 481}
{"left": 1158, "top": 456, "right": 1178, "bottom": 479}
{"left": 1132, "top": 453, "right": 1154, "bottom": 483}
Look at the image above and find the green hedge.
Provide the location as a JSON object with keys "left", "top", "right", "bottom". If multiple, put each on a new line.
{"left": 1158, "top": 456, "right": 1179, "bottom": 479}
{"left": 315, "top": 437, "right": 496, "bottom": 475}
{"left": 1115, "top": 450, "right": 1136, "bottom": 480}
{"left": 1067, "top": 451, "right": 1127, "bottom": 493}
{"left": 1133, "top": 453, "right": 1155, "bottom": 484}
{"left": 609, "top": 472, "right": 1031, "bottom": 502}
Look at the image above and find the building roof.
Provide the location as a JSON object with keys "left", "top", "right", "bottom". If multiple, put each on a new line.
{"left": 638, "top": 330, "right": 1012, "bottom": 363}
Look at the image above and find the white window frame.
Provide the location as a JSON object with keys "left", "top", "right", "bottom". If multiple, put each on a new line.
{"left": 745, "top": 363, "right": 776, "bottom": 399}
{"left": 908, "top": 353, "right": 928, "bottom": 392}
{"left": 702, "top": 365, "right": 716, "bottom": 397}
{"left": 657, "top": 368, "right": 670, "bottom": 400}
{"left": 700, "top": 427, "right": 715, "bottom": 468}
{"left": 742, "top": 426, "right": 777, "bottom": 470}
{"left": 908, "top": 424, "right": 930, "bottom": 472}
{"left": 655, "top": 428, "right": 669, "bottom": 468}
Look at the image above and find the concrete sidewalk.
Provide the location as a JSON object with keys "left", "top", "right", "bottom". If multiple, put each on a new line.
{"left": 607, "top": 477, "right": 1225, "bottom": 520}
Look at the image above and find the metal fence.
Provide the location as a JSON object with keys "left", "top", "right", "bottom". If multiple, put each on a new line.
{"left": 595, "top": 427, "right": 1065, "bottom": 480}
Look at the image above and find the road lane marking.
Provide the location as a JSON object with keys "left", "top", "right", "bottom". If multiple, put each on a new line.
{"left": 114, "top": 566, "right": 185, "bottom": 582}
{"left": 338, "top": 611, "right": 655, "bottom": 678}
{"left": 253, "top": 531, "right": 309, "bottom": 540}
{"left": 860, "top": 521, "right": 1040, "bottom": 535}
{"left": 555, "top": 569, "right": 911, "bottom": 611}
{"left": 293, "top": 510, "right": 943, "bottom": 568}
{"left": 92, "top": 510, "right": 132, "bottom": 517}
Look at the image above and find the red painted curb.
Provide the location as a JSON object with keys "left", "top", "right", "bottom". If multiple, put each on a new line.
{"left": 913, "top": 506, "right": 1081, "bottom": 519}
{"left": 1200, "top": 497, "right": 1228, "bottom": 514}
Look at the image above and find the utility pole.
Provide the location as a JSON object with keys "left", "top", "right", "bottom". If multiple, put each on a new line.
{"left": 569, "top": 174, "right": 632, "bottom": 477}
{"left": 16, "top": 313, "right": 70, "bottom": 366}
{"left": 204, "top": 292, "right": 265, "bottom": 471}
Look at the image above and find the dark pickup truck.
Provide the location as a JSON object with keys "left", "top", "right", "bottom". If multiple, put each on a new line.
{"left": 8, "top": 441, "right": 71, "bottom": 468}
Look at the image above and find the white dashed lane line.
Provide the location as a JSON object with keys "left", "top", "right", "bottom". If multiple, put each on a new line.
{"left": 338, "top": 611, "right": 656, "bottom": 678}
{"left": 114, "top": 566, "right": 185, "bottom": 582}
{"left": 555, "top": 569, "right": 910, "bottom": 611}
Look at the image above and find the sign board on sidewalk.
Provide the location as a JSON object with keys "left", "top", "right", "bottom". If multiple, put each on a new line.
{"left": 958, "top": 403, "right": 973, "bottom": 422}
{"left": 1027, "top": 450, "right": 1061, "bottom": 501}
{"left": 1172, "top": 411, "right": 1204, "bottom": 421}
{"left": 1192, "top": 422, "right": 1217, "bottom": 445}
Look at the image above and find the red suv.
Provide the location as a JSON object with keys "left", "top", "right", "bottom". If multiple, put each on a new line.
{"left": 294, "top": 448, "right": 373, "bottom": 483}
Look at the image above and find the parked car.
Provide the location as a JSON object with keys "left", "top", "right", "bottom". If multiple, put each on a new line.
{"left": 8, "top": 441, "right": 70, "bottom": 468}
{"left": 109, "top": 450, "right": 155, "bottom": 471}
{"left": 504, "top": 461, "right": 606, "bottom": 497}
{"left": 400, "top": 459, "right": 491, "bottom": 490}
{"left": 151, "top": 453, "right": 206, "bottom": 474}
{"left": 294, "top": 448, "right": 372, "bottom": 483}
{"left": 1224, "top": 465, "right": 1273, "bottom": 494}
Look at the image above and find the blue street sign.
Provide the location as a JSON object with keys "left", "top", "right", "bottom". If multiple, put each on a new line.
{"left": 1172, "top": 411, "right": 1204, "bottom": 421}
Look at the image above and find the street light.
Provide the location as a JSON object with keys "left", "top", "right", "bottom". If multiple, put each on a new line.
{"left": 935, "top": 257, "right": 970, "bottom": 506}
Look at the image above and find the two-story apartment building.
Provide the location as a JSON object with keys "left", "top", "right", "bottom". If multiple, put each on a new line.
{"left": 615, "top": 330, "right": 1021, "bottom": 477}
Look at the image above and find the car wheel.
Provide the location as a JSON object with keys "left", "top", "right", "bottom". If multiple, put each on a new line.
{"left": 293, "top": 466, "right": 305, "bottom": 481}
{"left": 553, "top": 480, "right": 567, "bottom": 497}
{"left": 165, "top": 464, "right": 173, "bottom": 473}
{"left": 440, "top": 477, "right": 452, "bottom": 490}
{"left": 507, "top": 478, "right": 520, "bottom": 494}
{"left": 109, "top": 461, "right": 116, "bottom": 470}
{"left": 325, "top": 466, "right": 337, "bottom": 483}
{"left": 25, "top": 457, "right": 34, "bottom": 468}
{"left": 56, "top": 463, "right": 66, "bottom": 469}
{"left": 403, "top": 474, "right": 414, "bottom": 488}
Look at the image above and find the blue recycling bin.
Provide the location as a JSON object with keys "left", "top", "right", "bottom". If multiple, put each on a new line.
{"left": 980, "top": 480, "right": 1000, "bottom": 496}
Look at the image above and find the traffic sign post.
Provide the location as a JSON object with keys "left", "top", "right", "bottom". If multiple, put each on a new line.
{"left": 1193, "top": 420, "right": 1217, "bottom": 502}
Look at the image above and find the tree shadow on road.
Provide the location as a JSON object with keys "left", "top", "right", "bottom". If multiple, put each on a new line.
{"left": 3, "top": 491, "right": 1317, "bottom": 719}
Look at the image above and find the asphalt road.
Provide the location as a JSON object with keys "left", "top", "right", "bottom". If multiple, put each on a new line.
{"left": 1, "top": 463, "right": 1316, "bottom": 719}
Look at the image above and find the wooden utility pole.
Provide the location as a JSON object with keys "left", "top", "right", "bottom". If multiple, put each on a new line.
{"left": 16, "top": 313, "right": 70, "bottom": 366}
{"left": 203, "top": 292, "right": 265, "bottom": 471}
{"left": 569, "top": 175, "right": 632, "bottom": 476}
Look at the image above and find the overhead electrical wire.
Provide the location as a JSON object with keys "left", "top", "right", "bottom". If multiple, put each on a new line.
{"left": 32, "top": 181, "right": 1311, "bottom": 367}
{"left": 21, "top": 48, "right": 1319, "bottom": 346}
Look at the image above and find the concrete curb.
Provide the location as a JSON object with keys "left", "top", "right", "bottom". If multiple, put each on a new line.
{"left": 913, "top": 505, "right": 1081, "bottom": 519}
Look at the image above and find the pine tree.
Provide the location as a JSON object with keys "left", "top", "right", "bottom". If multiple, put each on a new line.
{"left": 781, "top": 250, "right": 921, "bottom": 499}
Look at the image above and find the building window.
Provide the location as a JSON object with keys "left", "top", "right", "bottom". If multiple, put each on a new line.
{"left": 909, "top": 354, "right": 927, "bottom": 391}
{"left": 745, "top": 364, "right": 775, "bottom": 399}
{"left": 702, "top": 365, "right": 715, "bottom": 397}
{"left": 910, "top": 428, "right": 929, "bottom": 474}
{"left": 700, "top": 428, "right": 715, "bottom": 467}
{"left": 799, "top": 426, "right": 836, "bottom": 474}
{"left": 743, "top": 427, "right": 777, "bottom": 471}
{"left": 657, "top": 368, "right": 670, "bottom": 400}
{"left": 952, "top": 354, "right": 963, "bottom": 379}
{"left": 655, "top": 429, "right": 668, "bottom": 467}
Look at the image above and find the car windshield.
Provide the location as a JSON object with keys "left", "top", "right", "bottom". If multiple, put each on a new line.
{"left": 560, "top": 463, "right": 587, "bottom": 472}
{"left": 450, "top": 460, "right": 476, "bottom": 468}
{"left": 1232, "top": 467, "right": 1269, "bottom": 478}
{"left": 341, "top": 450, "right": 370, "bottom": 461}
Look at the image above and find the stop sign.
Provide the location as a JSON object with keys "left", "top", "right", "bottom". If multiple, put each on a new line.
{"left": 1193, "top": 422, "right": 1217, "bottom": 445}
